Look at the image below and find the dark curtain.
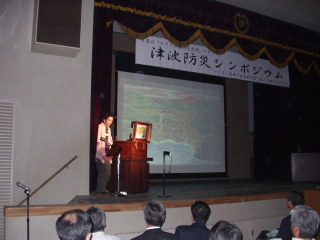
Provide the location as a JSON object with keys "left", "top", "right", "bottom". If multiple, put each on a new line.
{"left": 90, "top": 6, "right": 113, "bottom": 191}
{"left": 289, "top": 65, "right": 320, "bottom": 153}
{"left": 94, "top": 0, "right": 320, "bottom": 74}
{"left": 254, "top": 64, "right": 320, "bottom": 181}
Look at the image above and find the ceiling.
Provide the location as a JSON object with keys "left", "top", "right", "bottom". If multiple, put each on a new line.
{"left": 215, "top": 0, "right": 320, "bottom": 33}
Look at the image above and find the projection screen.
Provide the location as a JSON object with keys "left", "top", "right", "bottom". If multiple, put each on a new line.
{"left": 116, "top": 71, "right": 226, "bottom": 174}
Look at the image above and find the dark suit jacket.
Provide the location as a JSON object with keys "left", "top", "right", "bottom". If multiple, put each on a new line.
{"left": 275, "top": 215, "right": 293, "bottom": 240}
{"left": 175, "top": 222, "right": 210, "bottom": 240}
{"left": 256, "top": 215, "right": 293, "bottom": 240}
{"left": 132, "top": 228, "right": 177, "bottom": 240}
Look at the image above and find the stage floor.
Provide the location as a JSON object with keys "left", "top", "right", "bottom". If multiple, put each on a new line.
{"left": 5, "top": 179, "right": 320, "bottom": 218}
{"left": 70, "top": 179, "right": 320, "bottom": 205}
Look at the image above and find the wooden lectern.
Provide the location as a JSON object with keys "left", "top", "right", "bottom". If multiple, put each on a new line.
{"left": 107, "top": 122, "right": 152, "bottom": 193}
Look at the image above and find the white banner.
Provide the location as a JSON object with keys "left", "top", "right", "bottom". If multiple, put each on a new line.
{"left": 136, "top": 36, "right": 289, "bottom": 87}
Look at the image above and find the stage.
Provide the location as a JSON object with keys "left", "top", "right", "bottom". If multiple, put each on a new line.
{"left": 6, "top": 179, "right": 320, "bottom": 217}
{"left": 70, "top": 179, "right": 320, "bottom": 207}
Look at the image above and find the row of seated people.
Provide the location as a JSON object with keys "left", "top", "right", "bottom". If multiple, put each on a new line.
{"left": 55, "top": 196, "right": 319, "bottom": 240}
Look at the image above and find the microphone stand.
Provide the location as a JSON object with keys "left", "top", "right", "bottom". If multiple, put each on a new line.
{"left": 113, "top": 149, "right": 127, "bottom": 197}
{"left": 114, "top": 153, "right": 121, "bottom": 196}
{"left": 25, "top": 189, "right": 30, "bottom": 240}
{"left": 17, "top": 182, "right": 31, "bottom": 240}
{"left": 158, "top": 152, "right": 171, "bottom": 198}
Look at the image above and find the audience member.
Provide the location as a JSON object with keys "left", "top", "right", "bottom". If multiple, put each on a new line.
{"left": 210, "top": 220, "right": 242, "bottom": 240}
{"left": 87, "top": 206, "right": 122, "bottom": 240}
{"left": 210, "top": 220, "right": 229, "bottom": 235}
{"left": 274, "top": 191, "right": 305, "bottom": 240}
{"left": 131, "top": 200, "right": 176, "bottom": 240}
{"left": 256, "top": 190, "right": 305, "bottom": 240}
{"left": 291, "top": 205, "right": 320, "bottom": 240}
{"left": 175, "top": 201, "right": 211, "bottom": 240}
{"left": 56, "top": 209, "right": 92, "bottom": 240}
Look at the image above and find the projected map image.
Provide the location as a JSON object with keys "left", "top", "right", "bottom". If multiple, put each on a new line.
{"left": 117, "top": 71, "right": 225, "bottom": 173}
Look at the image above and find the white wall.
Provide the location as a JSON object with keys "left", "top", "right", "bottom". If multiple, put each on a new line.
{"left": 0, "top": 0, "right": 94, "bottom": 205}
{"left": 5, "top": 198, "right": 289, "bottom": 240}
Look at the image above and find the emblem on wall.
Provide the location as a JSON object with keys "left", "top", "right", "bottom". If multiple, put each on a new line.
{"left": 234, "top": 12, "right": 249, "bottom": 34}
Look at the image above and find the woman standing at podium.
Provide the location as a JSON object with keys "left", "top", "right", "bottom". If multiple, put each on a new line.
{"left": 95, "top": 112, "right": 114, "bottom": 194}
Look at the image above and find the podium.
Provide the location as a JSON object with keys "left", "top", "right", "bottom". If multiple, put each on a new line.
{"left": 107, "top": 122, "right": 153, "bottom": 193}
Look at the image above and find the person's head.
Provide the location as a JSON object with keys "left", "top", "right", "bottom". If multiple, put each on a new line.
{"left": 191, "top": 201, "right": 211, "bottom": 224}
{"left": 101, "top": 112, "right": 115, "bottom": 128}
{"left": 86, "top": 206, "right": 106, "bottom": 233}
{"left": 291, "top": 205, "right": 320, "bottom": 239}
{"left": 287, "top": 191, "right": 305, "bottom": 209}
{"left": 143, "top": 200, "right": 166, "bottom": 227}
{"left": 56, "top": 209, "right": 92, "bottom": 240}
{"left": 210, "top": 220, "right": 229, "bottom": 235}
{"left": 210, "top": 220, "right": 242, "bottom": 240}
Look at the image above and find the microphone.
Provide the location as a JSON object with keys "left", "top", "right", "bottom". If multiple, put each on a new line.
{"left": 163, "top": 151, "right": 172, "bottom": 156}
{"left": 16, "top": 181, "right": 31, "bottom": 192}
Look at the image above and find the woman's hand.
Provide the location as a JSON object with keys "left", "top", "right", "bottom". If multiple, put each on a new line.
{"left": 104, "top": 155, "right": 113, "bottom": 164}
